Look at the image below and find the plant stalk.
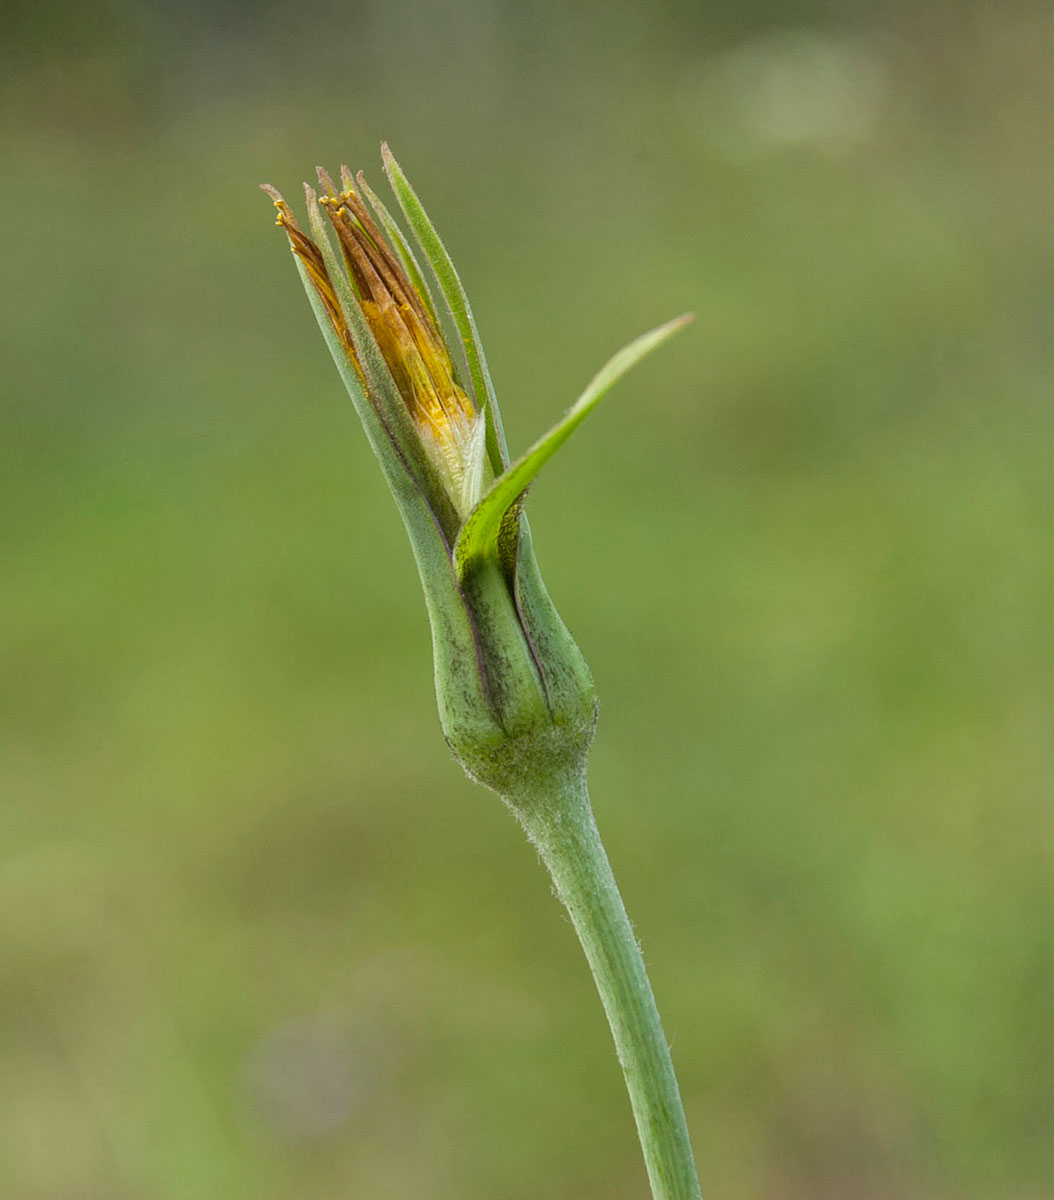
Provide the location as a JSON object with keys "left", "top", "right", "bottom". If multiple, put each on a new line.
{"left": 509, "top": 768, "right": 703, "bottom": 1200}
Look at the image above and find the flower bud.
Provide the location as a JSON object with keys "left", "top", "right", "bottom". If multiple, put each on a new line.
{"left": 263, "top": 149, "right": 688, "bottom": 797}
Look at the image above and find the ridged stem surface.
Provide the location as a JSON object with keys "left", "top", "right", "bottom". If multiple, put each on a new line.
{"left": 509, "top": 771, "right": 703, "bottom": 1200}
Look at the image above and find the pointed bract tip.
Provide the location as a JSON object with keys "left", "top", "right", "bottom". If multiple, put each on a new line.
{"left": 260, "top": 183, "right": 284, "bottom": 203}
{"left": 340, "top": 165, "right": 355, "bottom": 191}
{"left": 316, "top": 166, "right": 338, "bottom": 197}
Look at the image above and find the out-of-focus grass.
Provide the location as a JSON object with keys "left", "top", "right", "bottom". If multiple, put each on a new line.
{"left": 1, "top": 4, "right": 1052, "bottom": 1198}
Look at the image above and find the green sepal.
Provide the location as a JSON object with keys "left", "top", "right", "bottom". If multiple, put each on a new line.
{"left": 513, "top": 515, "right": 597, "bottom": 747}
{"left": 454, "top": 314, "right": 693, "bottom": 578}
{"left": 381, "top": 142, "right": 510, "bottom": 476}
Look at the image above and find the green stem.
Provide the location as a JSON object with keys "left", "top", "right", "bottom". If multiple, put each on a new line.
{"left": 508, "top": 768, "right": 703, "bottom": 1200}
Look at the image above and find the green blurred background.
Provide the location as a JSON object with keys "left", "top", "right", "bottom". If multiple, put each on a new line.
{"left": 2, "top": 1, "right": 1052, "bottom": 1197}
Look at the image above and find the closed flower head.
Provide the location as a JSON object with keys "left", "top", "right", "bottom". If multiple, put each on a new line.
{"left": 262, "top": 145, "right": 688, "bottom": 787}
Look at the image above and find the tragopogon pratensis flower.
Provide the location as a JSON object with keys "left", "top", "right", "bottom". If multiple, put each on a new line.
{"left": 261, "top": 145, "right": 701, "bottom": 1200}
